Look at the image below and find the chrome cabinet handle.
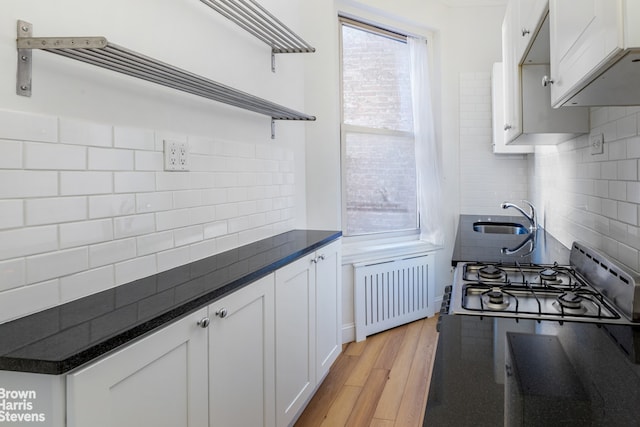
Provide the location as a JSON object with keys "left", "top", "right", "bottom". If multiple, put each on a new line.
{"left": 197, "top": 317, "right": 211, "bottom": 328}
{"left": 504, "top": 124, "right": 512, "bottom": 131}
{"left": 542, "top": 75, "right": 554, "bottom": 87}
{"left": 215, "top": 308, "right": 228, "bottom": 318}
{"left": 521, "top": 28, "right": 530, "bottom": 37}
{"left": 311, "top": 254, "right": 326, "bottom": 264}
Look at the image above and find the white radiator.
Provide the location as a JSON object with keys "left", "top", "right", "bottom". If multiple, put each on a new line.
{"left": 354, "top": 254, "right": 434, "bottom": 342}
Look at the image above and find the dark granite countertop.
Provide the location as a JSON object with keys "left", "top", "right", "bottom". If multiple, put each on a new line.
{"left": 425, "top": 316, "right": 640, "bottom": 426}
{"left": 424, "top": 215, "right": 640, "bottom": 426}
{"left": 451, "top": 214, "right": 570, "bottom": 266}
{"left": 0, "top": 229, "right": 341, "bottom": 375}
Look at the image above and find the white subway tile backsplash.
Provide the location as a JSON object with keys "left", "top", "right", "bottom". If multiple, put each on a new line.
{"left": 601, "top": 161, "right": 618, "bottom": 180}
{"left": 26, "top": 247, "right": 89, "bottom": 284}
{"left": 137, "top": 231, "right": 174, "bottom": 256}
{"left": 61, "top": 171, "right": 112, "bottom": 195}
{"left": 0, "top": 225, "right": 58, "bottom": 259}
{"left": 157, "top": 246, "right": 191, "bottom": 272}
{"left": 155, "top": 209, "right": 192, "bottom": 231}
{"left": 88, "top": 147, "right": 135, "bottom": 170}
{"left": 26, "top": 197, "right": 87, "bottom": 226}
{"left": 0, "top": 110, "right": 58, "bottom": 143}
{"left": 60, "top": 219, "right": 114, "bottom": 249}
{"left": 89, "top": 238, "right": 137, "bottom": 268}
{"left": 24, "top": 142, "right": 86, "bottom": 170}
{"left": 189, "top": 239, "right": 217, "bottom": 262}
{"left": 114, "top": 255, "right": 157, "bottom": 286}
{"left": 0, "top": 258, "right": 25, "bottom": 292}
{"left": 618, "top": 159, "right": 638, "bottom": 181}
{"left": 0, "top": 140, "right": 22, "bottom": 169}
{"left": 134, "top": 150, "right": 163, "bottom": 171}
{"left": 0, "top": 171, "right": 58, "bottom": 198}
{"left": 203, "top": 221, "right": 228, "bottom": 239}
{"left": 188, "top": 206, "right": 216, "bottom": 225}
{"left": 617, "top": 114, "right": 638, "bottom": 140}
{"left": 155, "top": 171, "right": 192, "bottom": 191}
{"left": 0, "top": 200, "right": 24, "bottom": 230}
{"left": 0, "top": 110, "right": 296, "bottom": 321}
{"left": 173, "top": 190, "right": 203, "bottom": 209}
{"left": 114, "top": 213, "right": 156, "bottom": 238}
{"left": 60, "top": 118, "right": 112, "bottom": 147}
{"left": 114, "top": 126, "right": 155, "bottom": 150}
{"left": 60, "top": 266, "right": 115, "bottom": 303}
{"left": 0, "top": 280, "right": 60, "bottom": 322}
{"left": 136, "top": 192, "right": 173, "bottom": 213}
{"left": 114, "top": 171, "right": 155, "bottom": 193}
{"left": 89, "top": 194, "right": 136, "bottom": 218}
{"left": 215, "top": 203, "right": 239, "bottom": 220}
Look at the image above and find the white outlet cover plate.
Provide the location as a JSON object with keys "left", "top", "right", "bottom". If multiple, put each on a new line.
{"left": 590, "top": 133, "right": 604, "bottom": 155}
{"left": 164, "top": 140, "right": 189, "bottom": 171}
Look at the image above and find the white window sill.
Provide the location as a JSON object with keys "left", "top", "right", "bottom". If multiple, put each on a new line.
{"left": 341, "top": 233, "right": 443, "bottom": 265}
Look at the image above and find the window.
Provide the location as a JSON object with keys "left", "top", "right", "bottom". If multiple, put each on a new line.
{"left": 340, "top": 17, "right": 418, "bottom": 236}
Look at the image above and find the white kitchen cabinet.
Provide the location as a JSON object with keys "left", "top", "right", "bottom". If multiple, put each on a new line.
{"left": 275, "top": 252, "right": 316, "bottom": 427}
{"left": 313, "top": 240, "right": 342, "bottom": 382}
{"left": 67, "top": 308, "right": 209, "bottom": 427}
{"left": 274, "top": 240, "right": 342, "bottom": 427}
{"left": 208, "top": 274, "right": 275, "bottom": 427}
{"left": 501, "top": 0, "right": 589, "bottom": 145}
{"left": 549, "top": 0, "right": 640, "bottom": 107}
{"left": 516, "top": 0, "right": 548, "bottom": 62}
{"left": 64, "top": 238, "right": 340, "bottom": 427}
{"left": 493, "top": 63, "right": 533, "bottom": 153}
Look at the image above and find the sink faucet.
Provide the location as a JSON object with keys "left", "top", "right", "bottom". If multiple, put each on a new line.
{"left": 501, "top": 200, "right": 537, "bottom": 231}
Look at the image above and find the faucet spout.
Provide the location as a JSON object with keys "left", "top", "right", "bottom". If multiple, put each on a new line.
{"left": 501, "top": 200, "right": 537, "bottom": 231}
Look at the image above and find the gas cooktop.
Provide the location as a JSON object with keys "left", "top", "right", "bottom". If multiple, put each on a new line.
{"left": 449, "top": 242, "right": 640, "bottom": 325}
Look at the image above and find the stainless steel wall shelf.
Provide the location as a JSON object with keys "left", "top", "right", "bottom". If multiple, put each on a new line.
{"left": 16, "top": 20, "right": 315, "bottom": 138}
{"left": 199, "top": 0, "right": 315, "bottom": 72}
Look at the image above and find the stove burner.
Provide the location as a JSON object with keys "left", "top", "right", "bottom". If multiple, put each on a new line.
{"left": 540, "top": 268, "right": 559, "bottom": 281}
{"left": 479, "top": 265, "right": 504, "bottom": 280}
{"left": 553, "top": 291, "right": 587, "bottom": 315}
{"left": 488, "top": 289, "right": 504, "bottom": 304}
{"left": 482, "top": 286, "right": 510, "bottom": 310}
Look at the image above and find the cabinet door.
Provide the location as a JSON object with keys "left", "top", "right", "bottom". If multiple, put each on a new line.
{"left": 67, "top": 308, "right": 209, "bottom": 427}
{"left": 209, "top": 274, "right": 275, "bottom": 427}
{"left": 314, "top": 240, "right": 342, "bottom": 381}
{"left": 275, "top": 253, "right": 316, "bottom": 427}
{"left": 502, "top": 0, "right": 522, "bottom": 143}
{"left": 549, "top": 0, "right": 621, "bottom": 106}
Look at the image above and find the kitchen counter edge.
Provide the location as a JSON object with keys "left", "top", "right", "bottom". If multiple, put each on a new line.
{"left": 0, "top": 229, "right": 341, "bottom": 375}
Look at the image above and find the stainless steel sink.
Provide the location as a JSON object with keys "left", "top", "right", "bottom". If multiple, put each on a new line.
{"left": 473, "top": 221, "right": 529, "bottom": 235}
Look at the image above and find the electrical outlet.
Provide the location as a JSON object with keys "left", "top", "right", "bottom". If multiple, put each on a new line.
{"left": 590, "top": 133, "right": 604, "bottom": 155}
{"left": 164, "top": 140, "right": 190, "bottom": 171}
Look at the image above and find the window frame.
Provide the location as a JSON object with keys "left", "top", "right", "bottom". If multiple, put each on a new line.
{"left": 338, "top": 16, "right": 420, "bottom": 238}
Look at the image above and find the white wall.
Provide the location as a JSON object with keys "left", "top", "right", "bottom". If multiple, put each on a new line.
{"left": 0, "top": 0, "right": 308, "bottom": 322}
{"left": 459, "top": 72, "right": 528, "bottom": 215}
{"left": 531, "top": 107, "right": 640, "bottom": 272}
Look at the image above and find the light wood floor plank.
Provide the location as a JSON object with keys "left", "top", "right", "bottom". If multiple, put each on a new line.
{"left": 295, "top": 316, "right": 439, "bottom": 427}
{"left": 294, "top": 354, "right": 360, "bottom": 427}
{"left": 344, "top": 331, "right": 389, "bottom": 387}
{"left": 345, "top": 368, "right": 389, "bottom": 426}
{"left": 394, "top": 316, "right": 439, "bottom": 427}
{"left": 373, "top": 320, "right": 425, "bottom": 420}
{"left": 318, "top": 386, "right": 362, "bottom": 427}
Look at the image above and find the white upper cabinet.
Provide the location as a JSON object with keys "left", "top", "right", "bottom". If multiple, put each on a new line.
{"left": 517, "top": 0, "right": 549, "bottom": 62}
{"left": 501, "top": 0, "right": 589, "bottom": 145}
{"left": 549, "top": 0, "right": 640, "bottom": 107}
{"left": 492, "top": 63, "right": 533, "bottom": 153}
